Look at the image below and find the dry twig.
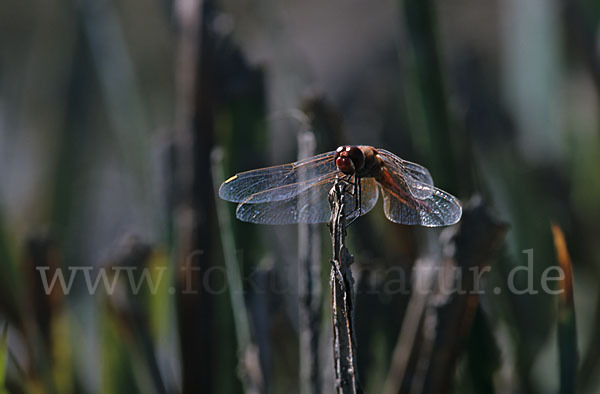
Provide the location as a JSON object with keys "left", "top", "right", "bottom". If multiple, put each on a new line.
{"left": 328, "top": 179, "right": 361, "bottom": 394}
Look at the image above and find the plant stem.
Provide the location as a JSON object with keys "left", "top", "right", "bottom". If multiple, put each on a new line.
{"left": 212, "top": 147, "right": 264, "bottom": 394}
{"left": 551, "top": 224, "right": 578, "bottom": 394}
{"left": 328, "top": 179, "right": 361, "bottom": 394}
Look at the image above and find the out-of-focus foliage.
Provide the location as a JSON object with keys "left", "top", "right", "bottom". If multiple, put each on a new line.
{"left": 0, "top": 324, "right": 8, "bottom": 394}
{"left": 0, "top": 0, "right": 599, "bottom": 393}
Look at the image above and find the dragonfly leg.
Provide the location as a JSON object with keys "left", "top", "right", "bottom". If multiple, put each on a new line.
{"left": 331, "top": 174, "right": 362, "bottom": 226}
{"left": 345, "top": 175, "right": 362, "bottom": 226}
{"left": 332, "top": 175, "right": 354, "bottom": 225}
{"left": 356, "top": 175, "right": 362, "bottom": 217}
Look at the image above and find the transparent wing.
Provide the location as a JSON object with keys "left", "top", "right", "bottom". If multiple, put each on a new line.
{"left": 354, "top": 177, "right": 379, "bottom": 217}
{"left": 236, "top": 176, "right": 379, "bottom": 224}
{"left": 219, "top": 151, "right": 337, "bottom": 203}
{"left": 377, "top": 148, "right": 434, "bottom": 199}
{"left": 378, "top": 169, "right": 462, "bottom": 226}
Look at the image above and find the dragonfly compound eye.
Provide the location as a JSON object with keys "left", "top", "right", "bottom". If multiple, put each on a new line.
{"left": 346, "top": 146, "right": 365, "bottom": 171}
{"left": 334, "top": 146, "right": 365, "bottom": 175}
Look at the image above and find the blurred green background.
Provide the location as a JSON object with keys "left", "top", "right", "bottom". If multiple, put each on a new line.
{"left": 0, "top": 0, "right": 599, "bottom": 393}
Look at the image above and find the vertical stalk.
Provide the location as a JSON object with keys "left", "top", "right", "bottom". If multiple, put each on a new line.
{"left": 173, "top": 0, "right": 215, "bottom": 392}
{"left": 551, "top": 224, "right": 578, "bottom": 394}
{"left": 328, "top": 180, "right": 361, "bottom": 394}
{"left": 211, "top": 148, "right": 264, "bottom": 394}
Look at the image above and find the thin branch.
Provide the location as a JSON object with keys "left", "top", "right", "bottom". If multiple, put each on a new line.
{"left": 382, "top": 258, "right": 437, "bottom": 394}
{"left": 328, "top": 179, "right": 361, "bottom": 394}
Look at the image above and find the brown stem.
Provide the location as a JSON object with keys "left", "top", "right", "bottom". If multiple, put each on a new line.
{"left": 328, "top": 179, "right": 361, "bottom": 394}
{"left": 173, "top": 0, "right": 215, "bottom": 392}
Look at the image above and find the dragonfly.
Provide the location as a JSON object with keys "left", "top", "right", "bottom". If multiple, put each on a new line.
{"left": 219, "top": 145, "right": 462, "bottom": 226}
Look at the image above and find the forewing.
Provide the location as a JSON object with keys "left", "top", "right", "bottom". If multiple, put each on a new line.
{"left": 377, "top": 149, "right": 434, "bottom": 199}
{"left": 380, "top": 182, "right": 462, "bottom": 227}
{"left": 219, "top": 151, "right": 337, "bottom": 203}
{"left": 235, "top": 175, "right": 336, "bottom": 224}
{"left": 235, "top": 176, "right": 380, "bottom": 224}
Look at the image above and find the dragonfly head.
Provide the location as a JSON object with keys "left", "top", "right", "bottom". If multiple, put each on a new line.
{"left": 334, "top": 146, "right": 365, "bottom": 175}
